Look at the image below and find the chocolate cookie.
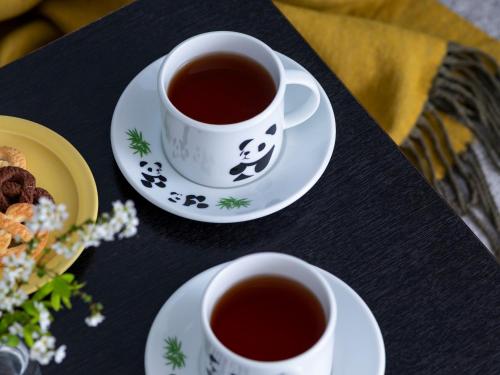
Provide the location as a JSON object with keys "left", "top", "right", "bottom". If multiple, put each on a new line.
{"left": 33, "top": 187, "right": 54, "bottom": 203}
{"left": 0, "top": 167, "right": 53, "bottom": 212}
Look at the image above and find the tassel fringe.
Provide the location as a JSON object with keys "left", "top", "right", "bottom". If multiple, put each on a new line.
{"left": 402, "top": 43, "right": 500, "bottom": 258}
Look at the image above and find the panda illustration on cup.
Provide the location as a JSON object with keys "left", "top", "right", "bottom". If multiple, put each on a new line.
{"left": 139, "top": 161, "right": 167, "bottom": 188}
{"left": 229, "top": 124, "right": 277, "bottom": 182}
{"left": 168, "top": 192, "right": 209, "bottom": 209}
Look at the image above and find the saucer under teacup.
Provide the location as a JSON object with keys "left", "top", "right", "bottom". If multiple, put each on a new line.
{"left": 144, "top": 262, "right": 386, "bottom": 375}
{"left": 110, "top": 52, "right": 335, "bottom": 223}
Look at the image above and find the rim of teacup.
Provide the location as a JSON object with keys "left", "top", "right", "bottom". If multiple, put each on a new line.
{"left": 201, "top": 252, "right": 337, "bottom": 368}
{"left": 157, "top": 31, "right": 286, "bottom": 132}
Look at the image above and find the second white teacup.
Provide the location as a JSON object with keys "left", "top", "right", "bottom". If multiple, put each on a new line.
{"left": 200, "top": 253, "right": 336, "bottom": 375}
{"left": 158, "top": 31, "right": 321, "bottom": 188}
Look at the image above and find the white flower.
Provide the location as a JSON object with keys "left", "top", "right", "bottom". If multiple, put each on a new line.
{"left": 0, "top": 280, "right": 25, "bottom": 312}
{"left": 54, "top": 345, "right": 66, "bottom": 364}
{"left": 8, "top": 322, "right": 24, "bottom": 337}
{"left": 0, "top": 280, "right": 9, "bottom": 295}
{"left": 93, "top": 223, "right": 114, "bottom": 242}
{"left": 10, "top": 289, "right": 28, "bottom": 307}
{"left": 76, "top": 223, "right": 101, "bottom": 248}
{"left": 30, "top": 335, "right": 56, "bottom": 365}
{"left": 112, "top": 201, "right": 129, "bottom": 222}
{"left": 2, "top": 252, "right": 35, "bottom": 285}
{"left": 0, "top": 297, "right": 14, "bottom": 312}
{"left": 51, "top": 241, "right": 79, "bottom": 259}
{"left": 27, "top": 197, "right": 68, "bottom": 233}
{"left": 119, "top": 215, "right": 139, "bottom": 239}
{"left": 52, "top": 242, "right": 67, "bottom": 258}
{"left": 35, "top": 302, "right": 51, "bottom": 333}
{"left": 44, "top": 200, "right": 138, "bottom": 259}
{"left": 0, "top": 287, "right": 28, "bottom": 312}
{"left": 85, "top": 312, "right": 105, "bottom": 327}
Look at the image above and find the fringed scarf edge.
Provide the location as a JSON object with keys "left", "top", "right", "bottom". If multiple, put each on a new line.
{"left": 402, "top": 42, "right": 500, "bottom": 258}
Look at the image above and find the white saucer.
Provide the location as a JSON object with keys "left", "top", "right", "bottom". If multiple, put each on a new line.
{"left": 145, "top": 263, "right": 385, "bottom": 375}
{"left": 110, "top": 52, "right": 336, "bottom": 223}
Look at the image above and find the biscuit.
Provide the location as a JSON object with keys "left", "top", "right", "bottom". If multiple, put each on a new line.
{"left": 0, "top": 167, "right": 36, "bottom": 212}
{"left": 0, "top": 147, "right": 26, "bottom": 169}
{"left": 0, "top": 203, "right": 48, "bottom": 259}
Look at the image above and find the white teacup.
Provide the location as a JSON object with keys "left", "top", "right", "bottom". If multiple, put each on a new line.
{"left": 158, "top": 31, "right": 320, "bottom": 188}
{"left": 200, "top": 253, "right": 336, "bottom": 375}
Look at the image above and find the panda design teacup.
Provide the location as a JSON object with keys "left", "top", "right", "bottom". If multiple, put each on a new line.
{"left": 200, "top": 253, "right": 337, "bottom": 375}
{"left": 158, "top": 31, "right": 321, "bottom": 188}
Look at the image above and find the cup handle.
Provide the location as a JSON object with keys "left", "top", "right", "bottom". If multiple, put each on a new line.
{"left": 283, "top": 69, "right": 321, "bottom": 129}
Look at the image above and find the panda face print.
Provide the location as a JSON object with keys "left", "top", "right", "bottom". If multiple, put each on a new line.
{"left": 139, "top": 161, "right": 167, "bottom": 188}
{"left": 184, "top": 195, "right": 209, "bottom": 209}
{"left": 168, "top": 192, "right": 182, "bottom": 203}
{"left": 229, "top": 124, "right": 277, "bottom": 182}
{"left": 168, "top": 192, "right": 209, "bottom": 209}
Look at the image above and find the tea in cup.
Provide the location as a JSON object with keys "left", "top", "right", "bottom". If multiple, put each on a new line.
{"left": 158, "top": 31, "right": 321, "bottom": 188}
{"left": 200, "top": 253, "right": 336, "bottom": 375}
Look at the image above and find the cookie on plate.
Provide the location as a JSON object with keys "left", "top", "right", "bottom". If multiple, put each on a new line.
{"left": 0, "top": 203, "right": 48, "bottom": 259}
{"left": 0, "top": 146, "right": 26, "bottom": 169}
{"left": 0, "top": 166, "right": 54, "bottom": 212}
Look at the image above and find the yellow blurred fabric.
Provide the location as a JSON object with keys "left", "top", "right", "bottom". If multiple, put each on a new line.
{"left": 0, "top": 0, "right": 131, "bottom": 66}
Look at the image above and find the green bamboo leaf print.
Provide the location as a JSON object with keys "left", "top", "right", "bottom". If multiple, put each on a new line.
{"left": 217, "top": 197, "right": 251, "bottom": 209}
{"left": 164, "top": 337, "right": 186, "bottom": 370}
{"left": 126, "top": 128, "right": 151, "bottom": 157}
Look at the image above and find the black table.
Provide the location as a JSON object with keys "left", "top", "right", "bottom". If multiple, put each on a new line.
{"left": 0, "top": 0, "right": 499, "bottom": 374}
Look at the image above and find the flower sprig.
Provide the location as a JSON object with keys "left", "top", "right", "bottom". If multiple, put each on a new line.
{"left": 0, "top": 198, "right": 139, "bottom": 365}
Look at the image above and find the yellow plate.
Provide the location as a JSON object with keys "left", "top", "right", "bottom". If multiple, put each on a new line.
{"left": 0, "top": 116, "right": 98, "bottom": 293}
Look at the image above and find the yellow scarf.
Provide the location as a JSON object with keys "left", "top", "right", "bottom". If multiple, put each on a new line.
{"left": 0, "top": 0, "right": 498, "bottom": 252}
{"left": 274, "top": 0, "right": 500, "bottom": 252}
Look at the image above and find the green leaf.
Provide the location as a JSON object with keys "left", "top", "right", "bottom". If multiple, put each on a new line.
{"left": 62, "top": 296, "right": 72, "bottom": 309}
{"left": 53, "top": 277, "right": 71, "bottom": 299}
{"left": 0, "top": 312, "right": 29, "bottom": 336}
{"left": 22, "top": 301, "right": 38, "bottom": 318}
{"left": 60, "top": 273, "right": 75, "bottom": 283}
{"left": 33, "top": 281, "right": 54, "bottom": 301}
{"left": 51, "top": 293, "right": 61, "bottom": 311}
{"left": 73, "top": 282, "right": 86, "bottom": 291}
{"left": 0, "top": 314, "right": 13, "bottom": 334}
{"left": 6, "top": 335, "right": 20, "bottom": 347}
{"left": 80, "top": 293, "right": 92, "bottom": 303}
{"left": 12, "top": 311, "right": 30, "bottom": 324}
{"left": 23, "top": 326, "right": 34, "bottom": 347}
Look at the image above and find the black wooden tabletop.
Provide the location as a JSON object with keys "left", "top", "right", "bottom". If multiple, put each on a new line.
{"left": 0, "top": 0, "right": 498, "bottom": 374}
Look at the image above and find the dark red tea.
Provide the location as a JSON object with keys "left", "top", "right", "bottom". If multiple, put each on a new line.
{"left": 167, "top": 53, "right": 276, "bottom": 124}
{"left": 210, "top": 275, "right": 326, "bottom": 361}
